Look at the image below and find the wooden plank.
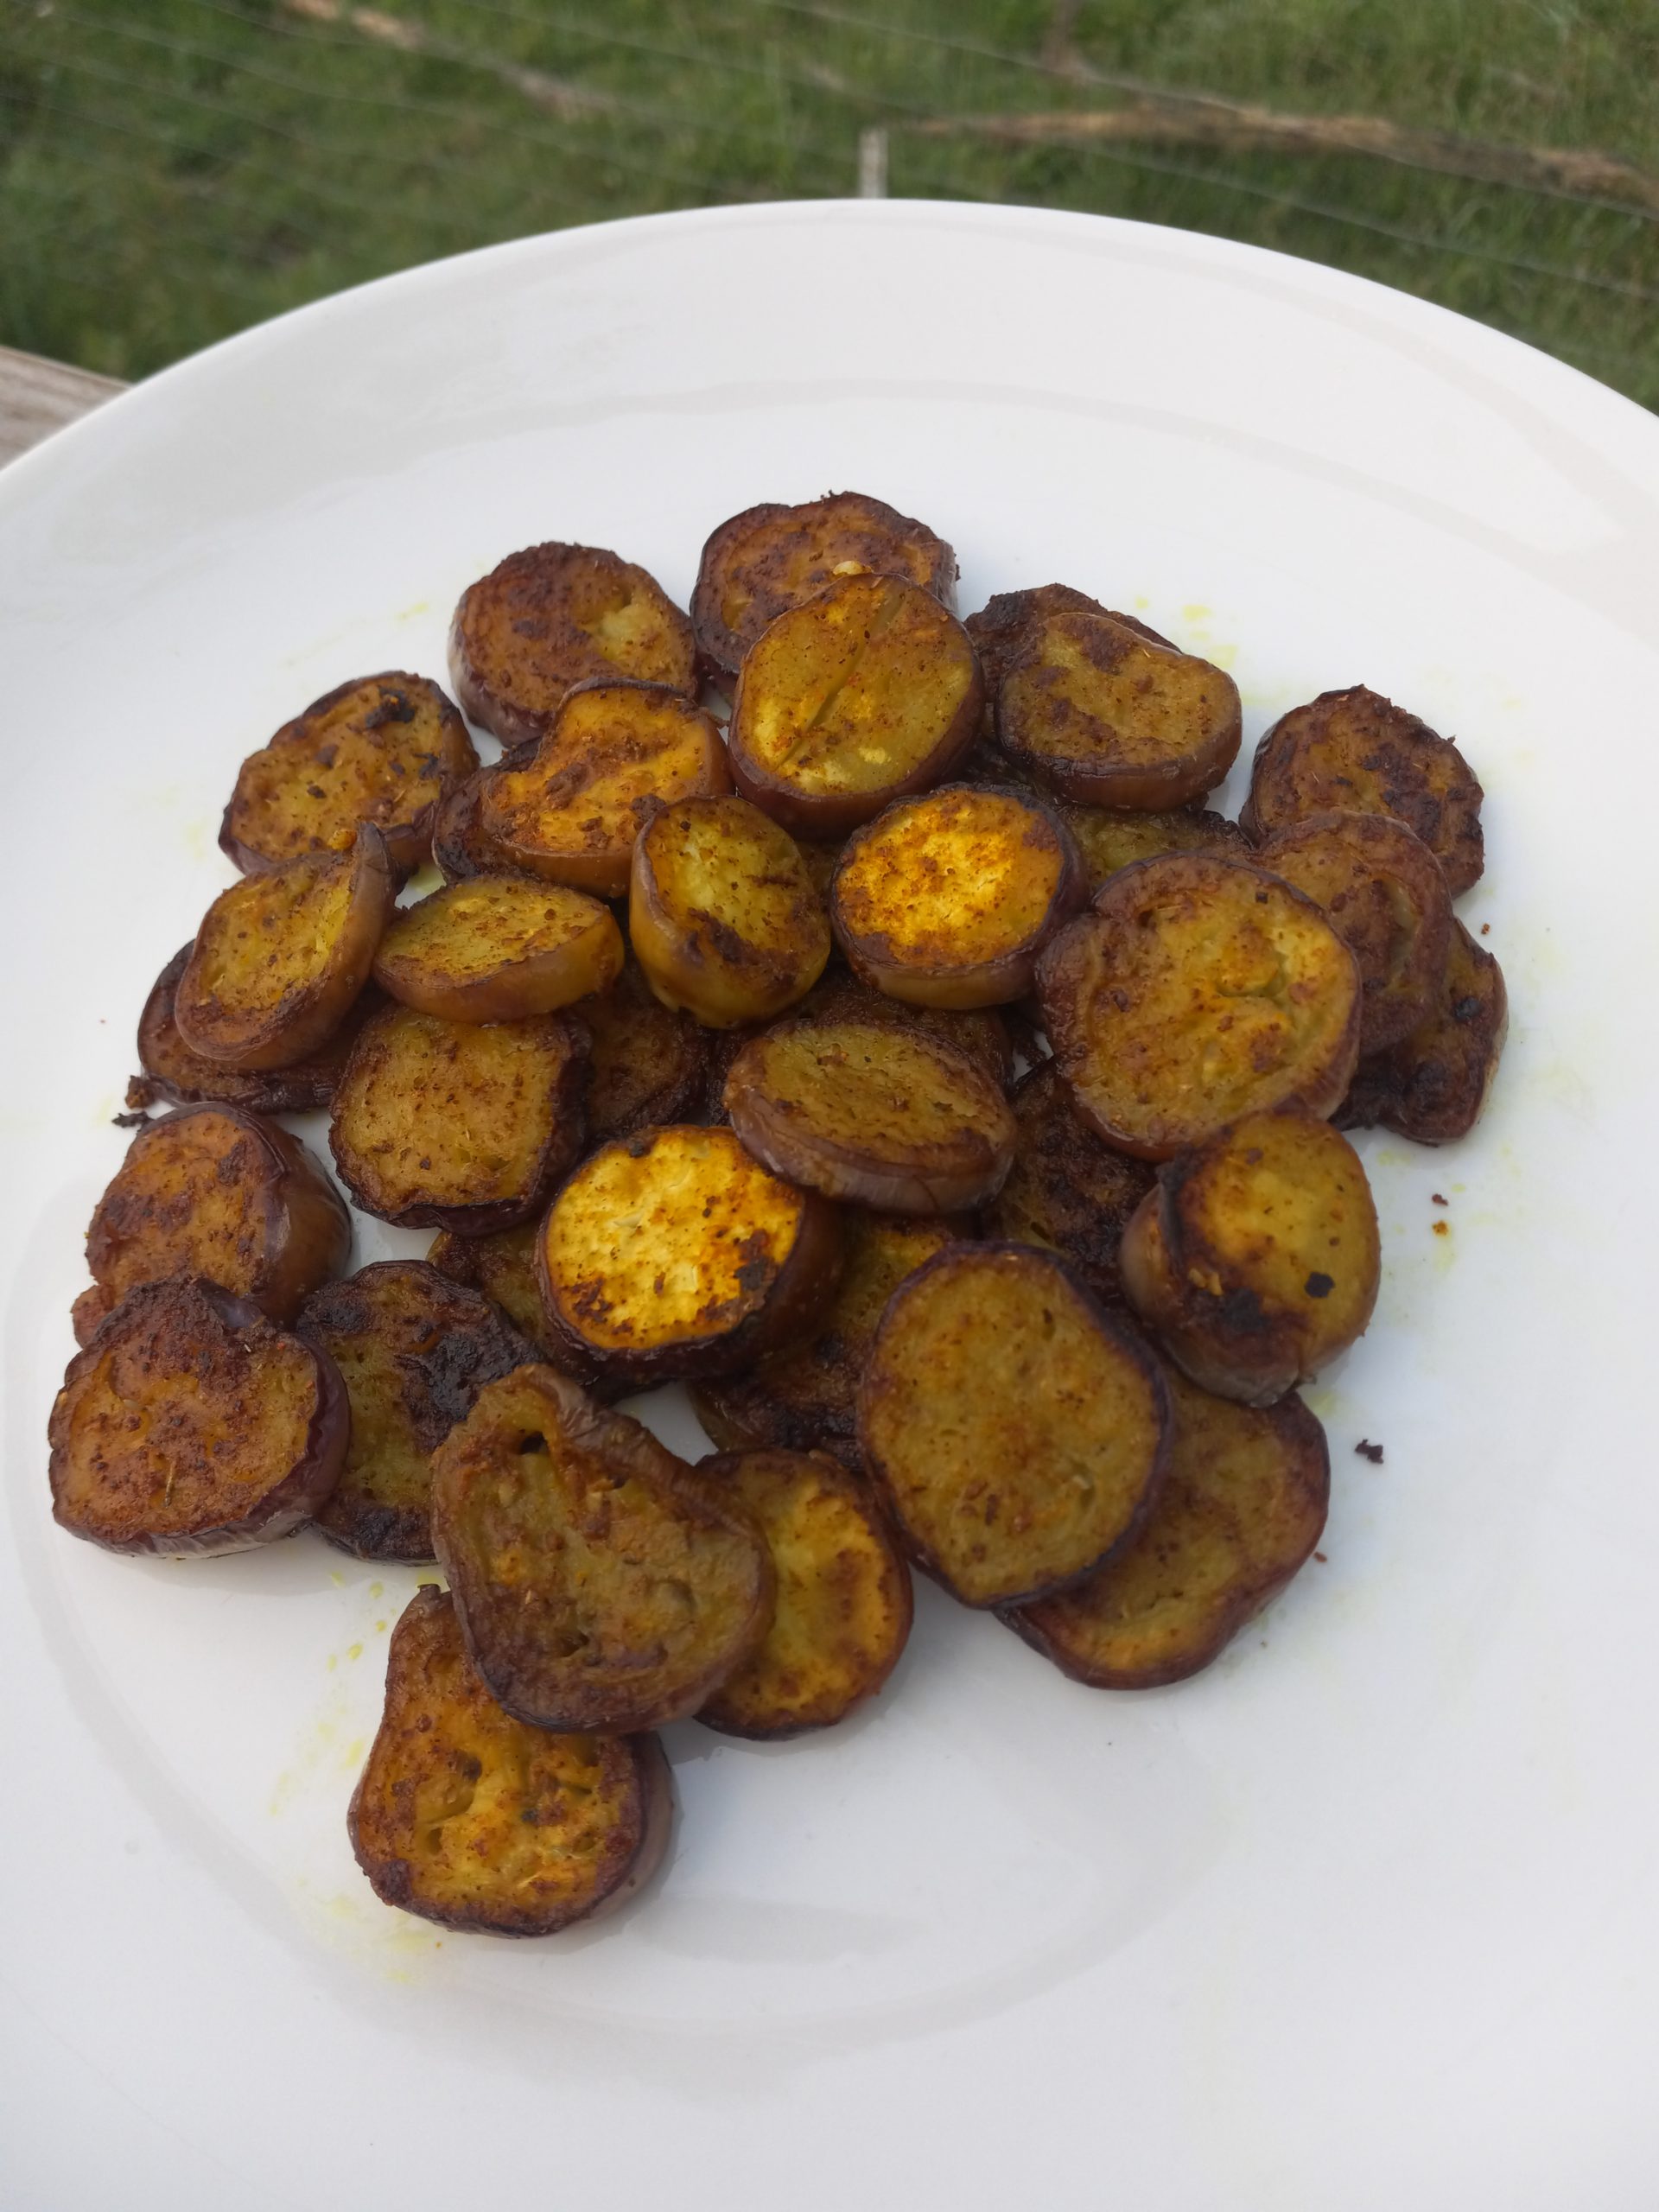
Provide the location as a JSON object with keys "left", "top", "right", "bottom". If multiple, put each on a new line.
{"left": 0, "top": 345, "right": 128, "bottom": 468}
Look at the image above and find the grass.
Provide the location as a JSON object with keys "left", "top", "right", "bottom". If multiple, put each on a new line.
{"left": 3, "top": 0, "right": 1656, "bottom": 404}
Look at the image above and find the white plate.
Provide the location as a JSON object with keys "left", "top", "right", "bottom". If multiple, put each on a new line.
{"left": 3, "top": 202, "right": 1656, "bottom": 2211}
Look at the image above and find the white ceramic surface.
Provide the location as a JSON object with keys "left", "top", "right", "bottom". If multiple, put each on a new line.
{"left": 3, "top": 202, "right": 1656, "bottom": 2212}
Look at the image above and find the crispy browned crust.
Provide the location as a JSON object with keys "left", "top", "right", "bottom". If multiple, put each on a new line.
{"left": 723, "top": 1014, "right": 1017, "bottom": 1213}
{"left": 983, "top": 1059, "right": 1156, "bottom": 1309}
{"left": 425, "top": 1225, "right": 618, "bottom": 1395}
{"left": 329, "top": 1004, "right": 588, "bottom": 1232}
{"left": 448, "top": 543, "right": 697, "bottom": 746}
{"left": 431, "top": 1365, "right": 773, "bottom": 1732}
{"left": 1002, "top": 1367, "right": 1329, "bottom": 1688}
{"left": 963, "top": 585, "right": 1174, "bottom": 699}
{"left": 1057, "top": 802, "right": 1250, "bottom": 892}
{"left": 296, "top": 1261, "right": 536, "bottom": 1560}
{"left": 1120, "top": 1109, "right": 1381, "bottom": 1405}
{"left": 1256, "top": 810, "right": 1454, "bottom": 1055}
{"left": 1037, "top": 855, "right": 1362, "bottom": 1160}
{"left": 429, "top": 742, "right": 538, "bottom": 883}
{"left": 49, "top": 1276, "right": 348, "bottom": 1555}
{"left": 691, "top": 491, "right": 957, "bottom": 682}
{"left": 728, "top": 575, "right": 984, "bottom": 838}
{"left": 581, "top": 960, "right": 711, "bottom": 1140}
{"left": 629, "top": 793, "right": 831, "bottom": 1027}
{"left": 857, "top": 1243, "right": 1170, "bottom": 1608}
{"left": 1336, "top": 919, "right": 1507, "bottom": 1144}
{"left": 480, "top": 681, "right": 731, "bottom": 898}
{"left": 791, "top": 968, "right": 1014, "bottom": 1092}
{"left": 537, "top": 1123, "right": 843, "bottom": 1386}
{"left": 79, "top": 1103, "right": 351, "bottom": 1344}
{"left": 1240, "top": 685, "right": 1484, "bottom": 896}
{"left": 996, "top": 613, "right": 1242, "bottom": 809}
{"left": 690, "top": 1211, "right": 967, "bottom": 1468}
{"left": 696, "top": 1449, "right": 913, "bottom": 1738}
{"left": 349, "top": 1586, "right": 673, "bottom": 1936}
{"left": 372, "top": 876, "right": 624, "bottom": 1023}
{"left": 126, "top": 945, "right": 384, "bottom": 1115}
{"left": 830, "top": 783, "right": 1085, "bottom": 1010}
{"left": 220, "top": 672, "right": 477, "bottom": 878}
{"left": 175, "top": 824, "right": 395, "bottom": 1071}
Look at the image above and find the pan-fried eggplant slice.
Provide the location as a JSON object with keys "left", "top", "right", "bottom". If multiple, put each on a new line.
{"left": 1255, "top": 810, "right": 1453, "bottom": 1055}
{"left": 582, "top": 960, "right": 710, "bottom": 1140}
{"left": 630, "top": 794, "right": 830, "bottom": 1027}
{"left": 1037, "top": 855, "right": 1362, "bottom": 1160}
{"left": 480, "top": 681, "right": 730, "bottom": 898}
{"left": 830, "top": 783, "right": 1085, "bottom": 1009}
{"left": 692, "top": 491, "right": 957, "bottom": 683}
{"left": 1002, "top": 1365, "right": 1329, "bottom": 1688}
{"left": 125, "top": 944, "right": 383, "bottom": 1114}
{"left": 1121, "top": 1109, "right": 1380, "bottom": 1405}
{"left": 77, "top": 1103, "right": 350, "bottom": 1346}
{"left": 1240, "top": 685, "right": 1484, "bottom": 895}
{"left": 691, "top": 1211, "right": 966, "bottom": 1468}
{"left": 431, "top": 1365, "right": 773, "bottom": 1732}
{"left": 1058, "top": 802, "right": 1249, "bottom": 892}
{"left": 429, "top": 743, "right": 537, "bottom": 883}
{"left": 984, "top": 1060, "right": 1156, "bottom": 1309}
{"left": 220, "top": 672, "right": 476, "bottom": 877}
{"left": 297, "top": 1261, "right": 536, "bottom": 1560}
{"left": 329, "top": 1004, "right": 587, "bottom": 1232}
{"left": 964, "top": 584, "right": 1173, "bottom": 698}
{"left": 349, "top": 1586, "right": 672, "bottom": 1936}
{"left": 696, "top": 1449, "right": 912, "bottom": 1738}
{"left": 996, "top": 613, "right": 1242, "bottom": 809}
{"left": 1337, "top": 919, "right": 1507, "bottom": 1144}
{"left": 372, "top": 876, "right": 623, "bottom": 1023}
{"left": 723, "top": 1015, "right": 1016, "bottom": 1213}
{"left": 50, "top": 1275, "right": 347, "bottom": 1556}
{"left": 791, "top": 968, "right": 1014, "bottom": 1093}
{"left": 448, "top": 542, "right": 697, "bottom": 745}
{"left": 538, "top": 1123, "right": 842, "bottom": 1386}
{"left": 858, "top": 1243, "right": 1169, "bottom": 1608}
{"left": 174, "top": 824, "right": 394, "bottom": 1071}
{"left": 728, "top": 574, "right": 983, "bottom": 837}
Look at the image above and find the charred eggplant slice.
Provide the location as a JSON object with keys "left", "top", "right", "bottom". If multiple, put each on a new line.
{"left": 349, "top": 1586, "right": 673, "bottom": 1936}
{"left": 372, "top": 876, "right": 624, "bottom": 1023}
{"left": 297, "top": 1260, "right": 536, "bottom": 1560}
{"left": 723, "top": 1014, "right": 1016, "bottom": 1213}
{"left": 697, "top": 1449, "right": 912, "bottom": 1738}
{"left": 1240, "top": 685, "right": 1484, "bottom": 896}
{"left": 50, "top": 1275, "right": 347, "bottom": 1555}
{"left": 431, "top": 1365, "right": 773, "bottom": 1732}
{"left": 538, "top": 1123, "right": 842, "bottom": 1387}
{"left": 692, "top": 490, "right": 957, "bottom": 683}
{"left": 448, "top": 542, "right": 697, "bottom": 745}
{"left": 78, "top": 1103, "right": 350, "bottom": 1345}
{"left": 858, "top": 1243, "right": 1169, "bottom": 1609}
{"left": 830, "top": 783, "right": 1085, "bottom": 1009}
{"left": 1037, "top": 855, "right": 1362, "bottom": 1160}
{"left": 630, "top": 794, "right": 830, "bottom": 1027}
{"left": 983, "top": 1058, "right": 1157, "bottom": 1309}
{"left": 126, "top": 945, "right": 384, "bottom": 1116}
{"left": 329, "top": 1004, "right": 588, "bottom": 1232}
{"left": 221, "top": 671, "right": 476, "bottom": 877}
{"left": 1337, "top": 919, "right": 1507, "bottom": 1144}
{"left": 1120, "top": 1109, "right": 1381, "bottom": 1405}
{"left": 174, "top": 823, "right": 394, "bottom": 1071}
{"left": 728, "top": 574, "right": 982, "bottom": 837}
{"left": 1003, "top": 1364, "right": 1329, "bottom": 1688}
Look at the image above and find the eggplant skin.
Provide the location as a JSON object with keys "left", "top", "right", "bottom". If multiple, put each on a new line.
{"left": 79, "top": 1103, "right": 352, "bottom": 1346}
{"left": 49, "top": 1276, "right": 348, "bottom": 1557}
{"left": 349, "top": 1586, "right": 673, "bottom": 1937}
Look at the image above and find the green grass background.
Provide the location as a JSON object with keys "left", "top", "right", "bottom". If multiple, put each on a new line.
{"left": 3, "top": 0, "right": 1656, "bottom": 404}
